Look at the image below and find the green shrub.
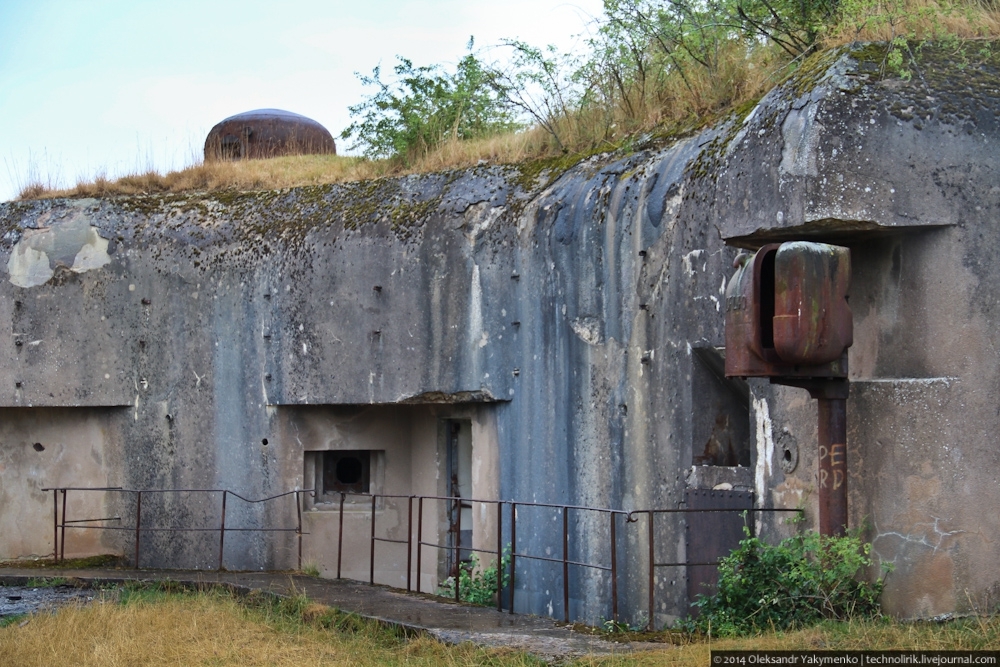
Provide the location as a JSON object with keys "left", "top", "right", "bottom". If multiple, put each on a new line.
{"left": 341, "top": 41, "right": 519, "bottom": 163}
{"left": 437, "top": 547, "right": 511, "bottom": 607}
{"left": 682, "top": 529, "right": 888, "bottom": 637}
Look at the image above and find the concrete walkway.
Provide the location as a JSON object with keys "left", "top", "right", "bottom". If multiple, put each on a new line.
{"left": 0, "top": 568, "right": 665, "bottom": 664}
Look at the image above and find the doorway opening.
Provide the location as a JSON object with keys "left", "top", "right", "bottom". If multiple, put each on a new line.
{"left": 444, "top": 419, "right": 472, "bottom": 576}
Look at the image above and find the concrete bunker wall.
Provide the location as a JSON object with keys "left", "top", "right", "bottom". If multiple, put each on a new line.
{"left": 1, "top": 43, "right": 999, "bottom": 622}
{"left": 0, "top": 407, "right": 125, "bottom": 559}
{"left": 285, "top": 403, "right": 499, "bottom": 591}
{"left": 707, "top": 44, "right": 1000, "bottom": 618}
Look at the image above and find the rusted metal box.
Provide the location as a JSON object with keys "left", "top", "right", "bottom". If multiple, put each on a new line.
{"left": 685, "top": 488, "right": 753, "bottom": 610}
{"left": 725, "top": 242, "right": 852, "bottom": 378}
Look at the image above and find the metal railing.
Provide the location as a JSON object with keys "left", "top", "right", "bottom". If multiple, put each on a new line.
{"left": 324, "top": 491, "right": 801, "bottom": 628}
{"left": 43, "top": 485, "right": 800, "bottom": 629}
{"left": 626, "top": 507, "right": 802, "bottom": 628}
{"left": 42, "top": 487, "right": 312, "bottom": 570}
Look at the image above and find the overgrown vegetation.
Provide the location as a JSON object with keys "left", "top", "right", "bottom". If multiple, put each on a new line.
{"left": 16, "top": 0, "right": 1000, "bottom": 199}
{"left": 436, "top": 548, "right": 511, "bottom": 606}
{"left": 341, "top": 40, "right": 520, "bottom": 163}
{"left": 682, "top": 528, "right": 888, "bottom": 637}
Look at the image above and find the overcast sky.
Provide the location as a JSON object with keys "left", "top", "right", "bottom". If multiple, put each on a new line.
{"left": 0, "top": 0, "right": 604, "bottom": 202}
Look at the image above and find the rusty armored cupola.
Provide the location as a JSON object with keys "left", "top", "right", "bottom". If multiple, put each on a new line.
{"left": 725, "top": 241, "right": 853, "bottom": 537}
{"left": 204, "top": 108, "right": 337, "bottom": 161}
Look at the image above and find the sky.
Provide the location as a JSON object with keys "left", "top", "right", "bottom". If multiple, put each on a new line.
{"left": 0, "top": 0, "right": 605, "bottom": 202}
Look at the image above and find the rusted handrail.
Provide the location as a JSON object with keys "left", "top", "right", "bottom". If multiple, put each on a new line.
{"left": 328, "top": 493, "right": 801, "bottom": 626}
{"left": 330, "top": 492, "right": 507, "bottom": 610}
{"left": 44, "top": 485, "right": 802, "bottom": 629}
{"left": 509, "top": 501, "right": 629, "bottom": 623}
{"left": 42, "top": 486, "right": 313, "bottom": 570}
{"left": 411, "top": 494, "right": 505, "bottom": 608}
{"left": 627, "top": 505, "right": 804, "bottom": 630}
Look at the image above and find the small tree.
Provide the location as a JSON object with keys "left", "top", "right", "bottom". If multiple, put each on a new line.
{"left": 341, "top": 40, "right": 519, "bottom": 162}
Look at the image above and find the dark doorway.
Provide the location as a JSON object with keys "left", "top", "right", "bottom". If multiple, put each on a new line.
{"left": 445, "top": 419, "right": 473, "bottom": 575}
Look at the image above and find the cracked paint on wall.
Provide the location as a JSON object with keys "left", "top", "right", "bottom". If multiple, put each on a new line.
{"left": 7, "top": 217, "right": 112, "bottom": 288}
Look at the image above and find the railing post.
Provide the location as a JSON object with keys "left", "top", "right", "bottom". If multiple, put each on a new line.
{"left": 60, "top": 489, "right": 67, "bottom": 561}
{"left": 295, "top": 490, "right": 303, "bottom": 571}
{"left": 496, "top": 501, "right": 503, "bottom": 612}
{"left": 454, "top": 495, "right": 461, "bottom": 603}
{"left": 416, "top": 496, "right": 424, "bottom": 593}
{"left": 647, "top": 511, "right": 655, "bottom": 631}
{"left": 369, "top": 494, "right": 376, "bottom": 585}
{"left": 337, "top": 492, "right": 345, "bottom": 579}
{"left": 563, "top": 506, "right": 570, "bottom": 623}
{"left": 509, "top": 502, "right": 516, "bottom": 615}
{"left": 406, "top": 496, "right": 413, "bottom": 592}
{"left": 610, "top": 511, "right": 618, "bottom": 622}
{"left": 52, "top": 489, "right": 59, "bottom": 562}
{"left": 134, "top": 490, "right": 142, "bottom": 569}
{"left": 218, "top": 490, "right": 228, "bottom": 571}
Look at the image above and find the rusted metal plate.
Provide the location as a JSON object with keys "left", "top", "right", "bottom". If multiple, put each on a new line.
{"left": 725, "top": 242, "right": 851, "bottom": 378}
{"left": 685, "top": 488, "right": 753, "bottom": 612}
{"left": 204, "top": 108, "right": 337, "bottom": 161}
{"left": 773, "top": 242, "right": 852, "bottom": 365}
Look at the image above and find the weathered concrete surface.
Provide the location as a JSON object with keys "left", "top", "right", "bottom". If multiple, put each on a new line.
{"left": 1, "top": 42, "right": 999, "bottom": 624}
{"left": 0, "top": 408, "right": 123, "bottom": 559}
{"left": 0, "top": 582, "right": 101, "bottom": 620}
{"left": 723, "top": 45, "right": 1000, "bottom": 618}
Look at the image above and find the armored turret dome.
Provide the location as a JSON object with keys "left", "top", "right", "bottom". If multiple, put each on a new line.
{"left": 204, "top": 108, "right": 336, "bottom": 161}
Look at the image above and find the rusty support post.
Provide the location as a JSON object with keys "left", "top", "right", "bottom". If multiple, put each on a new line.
{"left": 454, "top": 496, "right": 461, "bottom": 603}
{"left": 416, "top": 496, "right": 423, "bottom": 593}
{"left": 296, "top": 490, "right": 303, "bottom": 571}
{"left": 562, "top": 506, "right": 570, "bottom": 623}
{"left": 776, "top": 378, "right": 850, "bottom": 537}
{"left": 370, "top": 495, "right": 377, "bottom": 585}
{"left": 818, "top": 396, "right": 848, "bottom": 537}
{"left": 337, "top": 493, "right": 345, "bottom": 579}
{"left": 406, "top": 496, "right": 413, "bottom": 592}
{"left": 218, "top": 490, "right": 228, "bottom": 571}
{"left": 647, "top": 511, "right": 655, "bottom": 631}
{"left": 60, "top": 490, "right": 67, "bottom": 562}
{"left": 496, "top": 501, "right": 503, "bottom": 613}
{"left": 52, "top": 489, "right": 59, "bottom": 562}
{"left": 509, "top": 502, "right": 517, "bottom": 615}
{"left": 610, "top": 511, "right": 618, "bottom": 622}
{"left": 134, "top": 491, "right": 142, "bottom": 569}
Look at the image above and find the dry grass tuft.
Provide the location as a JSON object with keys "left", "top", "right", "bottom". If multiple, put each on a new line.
{"left": 17, "top": 130, "right": 564, "bottom": 201}
{"left": 27, "top": 155, "right": 391, "bottom": 200}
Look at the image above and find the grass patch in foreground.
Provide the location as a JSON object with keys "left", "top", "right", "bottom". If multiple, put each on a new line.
{"left": 0, "top": 582, "right": 545, "bottom": 667}
{"left": 2, "top": 582, "right": 999, "bottom": 666}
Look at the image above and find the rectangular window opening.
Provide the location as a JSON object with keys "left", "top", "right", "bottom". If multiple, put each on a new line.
{"left": 306, "top": 450, "right": 382, "bottom": 506}
{"left": 323, "top": 450, "right": 371, "bottom": 494}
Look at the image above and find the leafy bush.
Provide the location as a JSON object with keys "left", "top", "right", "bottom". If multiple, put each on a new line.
{"left": 437, "top": 548, "right": 511, "bottom": 607}
{"left": 341, "top": 41, "right": 519, "bottom": 162}
{"left": 682, "top": 529, "right": 888, "bottom": 637}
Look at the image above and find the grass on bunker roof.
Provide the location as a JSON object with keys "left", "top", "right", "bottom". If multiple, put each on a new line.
{"left": 2, "top": 581, "right": 1000, "bottom": 666}
{"left": 15, "top": 127, "right": 559, "bottom": 201}
{"left": 14, "top": 1, "right": 1000, "bottom": 202}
